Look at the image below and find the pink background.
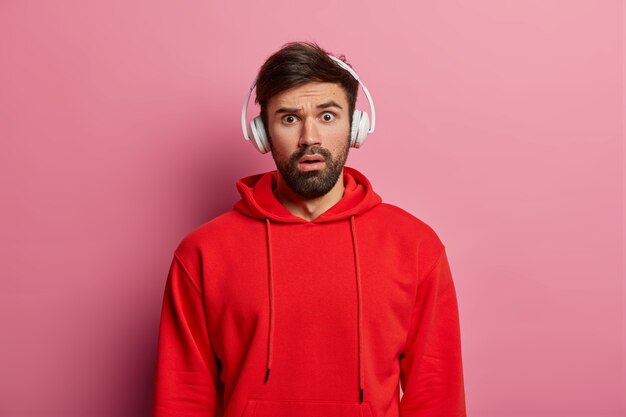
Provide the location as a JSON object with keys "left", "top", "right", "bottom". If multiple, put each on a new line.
{"left": 1, "top": 1, "right": 623, "bottom": 416}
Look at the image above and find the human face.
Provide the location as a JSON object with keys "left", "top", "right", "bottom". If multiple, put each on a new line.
{"left": 266, "top": 82, "right": 351, "bottom": 198}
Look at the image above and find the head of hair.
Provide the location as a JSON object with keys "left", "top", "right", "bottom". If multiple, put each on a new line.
{"left": 254, "top": 41, "right": 359, "bottom": 137}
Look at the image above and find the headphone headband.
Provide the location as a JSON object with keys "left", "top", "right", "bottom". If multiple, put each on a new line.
{"left": 326, "top": 56, "right": 376, "bottom": 134}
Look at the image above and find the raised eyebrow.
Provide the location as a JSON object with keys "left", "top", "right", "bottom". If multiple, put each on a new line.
{"left": 316, "top": 101, "right": 343, "bottom": 110}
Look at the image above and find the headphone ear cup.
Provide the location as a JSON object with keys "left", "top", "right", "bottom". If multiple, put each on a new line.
{"left": 351, "top": 110, "right": 370, "bottom": 148}
{"left": 249, "top": 116, "right": 270, "bottom": 154}
{"left": 350, "top": 110, "right": 362, "bottom": 147}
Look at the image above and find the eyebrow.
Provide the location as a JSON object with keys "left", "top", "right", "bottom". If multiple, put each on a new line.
{"left": 274, "top": 101, "right": 344, "bottom": 115}
{"left": 316, "top": 100, "right": 343, "bottom": 110}
{"left": 275, "top": 107, "right": 301, "bottom": 115}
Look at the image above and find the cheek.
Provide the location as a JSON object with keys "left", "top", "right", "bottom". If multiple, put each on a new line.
{"left": 268, "top": 129, "right": 297, "bottom": 156}
{"left": 324, "top": 121, "right": 351, "bottom": 145}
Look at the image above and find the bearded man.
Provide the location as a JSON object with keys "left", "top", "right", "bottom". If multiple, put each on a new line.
{"left": 153, "top": 41, "right": 467, "bottom": 417}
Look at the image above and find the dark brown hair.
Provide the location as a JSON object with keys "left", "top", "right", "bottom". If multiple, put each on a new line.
{"left": 254, "top": 41, "right": 359, "bottom": 135}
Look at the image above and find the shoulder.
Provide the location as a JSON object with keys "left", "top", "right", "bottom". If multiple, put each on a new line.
{"left": 172, "top": 209, "right": 255, "bottom": 265}
{"left": 366, "top": 202, "right": 446, "bottom": 260}
{"left": 374, "top": 202, "right": 442, "bottom": 239}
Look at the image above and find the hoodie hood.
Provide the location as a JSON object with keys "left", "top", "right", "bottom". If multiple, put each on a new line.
{"left": 233, "top": 166, "right": 382, "bottom": 222}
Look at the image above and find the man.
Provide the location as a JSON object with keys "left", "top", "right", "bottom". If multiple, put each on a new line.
{"left": 153, "top": 42, "right": 467, "bottom": 417}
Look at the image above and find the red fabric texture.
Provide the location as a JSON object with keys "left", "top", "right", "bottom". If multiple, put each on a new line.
{"left": 153, "top": 166, "right": 466, "bottom": 417}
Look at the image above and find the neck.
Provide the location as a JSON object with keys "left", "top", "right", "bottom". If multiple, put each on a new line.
{"left": 273, "top": 171, "right": 345, "bottom": 221}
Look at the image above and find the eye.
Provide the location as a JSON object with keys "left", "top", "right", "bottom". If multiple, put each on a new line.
{"left": 321, "top": 112, "right": 336, "bottom": 122}
{"left": 282, "top": 115, "right": 298, "bottom": 124}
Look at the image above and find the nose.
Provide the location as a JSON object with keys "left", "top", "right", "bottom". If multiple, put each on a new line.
{"left": 298, "top": 117, "right": 321, "bottom": 147}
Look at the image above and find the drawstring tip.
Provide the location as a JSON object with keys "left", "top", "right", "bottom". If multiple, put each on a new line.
{"left": 359, "top": 388, "right": 364, "bottom": 403}
{"left": 264, "top": 368, "right": 271, "bottom": 383}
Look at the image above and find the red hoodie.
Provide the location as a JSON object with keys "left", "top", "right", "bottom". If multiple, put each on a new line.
{"left": 153, "top": 166, "right": 466, "bottom": 417}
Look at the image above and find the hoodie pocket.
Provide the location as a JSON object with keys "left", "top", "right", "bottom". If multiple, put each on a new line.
{"left": 241, "top": 399, "right": 374, "bottom": 417}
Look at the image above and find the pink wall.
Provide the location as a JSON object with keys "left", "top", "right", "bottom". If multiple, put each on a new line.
{"left": 1, "top": 1, "right": 623, "bottom": 416}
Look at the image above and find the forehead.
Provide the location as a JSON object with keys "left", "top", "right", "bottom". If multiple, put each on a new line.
{"left": 267, "top": 82, "right": 348, "bottom": 109}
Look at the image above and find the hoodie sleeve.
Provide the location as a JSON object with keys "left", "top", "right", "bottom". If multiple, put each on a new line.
{"left": 399, "top": 248, "right": 467, "bottom": 417}
{"left": 153, "top": 254, "right": 221, "bottom": 417}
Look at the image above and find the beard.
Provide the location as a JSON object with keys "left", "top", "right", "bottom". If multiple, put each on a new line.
{"left": 271, "top": 141, "right": 350, "bottom": 199}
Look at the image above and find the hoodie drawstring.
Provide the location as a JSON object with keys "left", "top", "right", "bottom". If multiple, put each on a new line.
{"left": 349, "top": 215, "right": 365, "bottom": 403}
{"left": 264, "top": 218, "right": 275, "bottom": 383}
{"left": 263, "top": 215, "right": 365, "bottom": 404}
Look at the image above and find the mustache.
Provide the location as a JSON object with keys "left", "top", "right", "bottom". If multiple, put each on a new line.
{"left": 289, "top": 146, "right": 332, "bottom": 163}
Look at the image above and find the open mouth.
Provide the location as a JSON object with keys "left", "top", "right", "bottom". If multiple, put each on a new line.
{"left": 296, "top": 154, "right": 326, "bottom": 172}
{"left": 298, "top": 155, "right": 325, "bottom": 164}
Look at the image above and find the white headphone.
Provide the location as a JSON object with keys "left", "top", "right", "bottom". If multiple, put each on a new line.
{"left": 241, "top": 55, "right": 376, "bottom": 154}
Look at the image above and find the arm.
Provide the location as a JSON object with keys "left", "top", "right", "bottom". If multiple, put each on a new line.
{"left": 153, "top": 254, "right": 221, "bottom": 417}
{"left": 399, "top": 248, "right": 467, "bottom": 417}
